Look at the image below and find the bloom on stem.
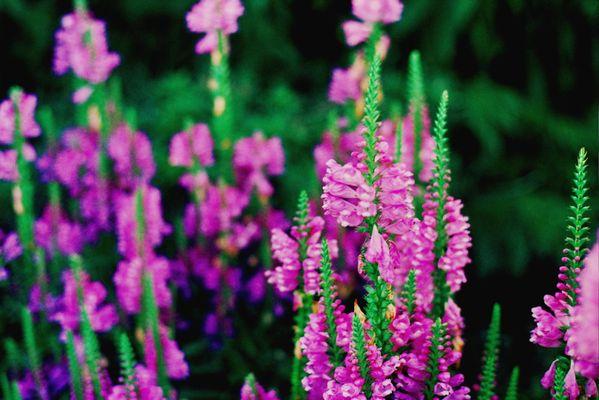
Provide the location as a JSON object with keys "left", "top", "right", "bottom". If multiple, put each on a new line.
{"left": 144, "top": 324, "right": 189, "bottom": 380}
{"left": 342, "top": 0, "right": 403, "bottom": 46}
{"left": 53, "top": 9, "right": 120, "bottom": 83}
{"left": 108, "top": 124, "right": 156, "bottom": 189}
{"left": 169, "top": 123, "right": 214, "bottom": 168}
{"left": 186, "top": 0, "right": 245, "bottom": 54}
{"left": 0, "top": 93, "right": 40, "bottom": 143}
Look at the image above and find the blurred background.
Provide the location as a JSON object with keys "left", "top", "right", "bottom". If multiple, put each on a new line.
{"left": 1, "top": 0, "right": 597, "bottom": 398}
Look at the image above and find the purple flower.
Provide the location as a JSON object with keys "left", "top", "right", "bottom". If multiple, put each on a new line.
{"left": 566, "top": 235, "right": 599, "bottom": 380}
{"left": 240, "top": 377, "right": 280, "bottom": 400}
{"left": 541, "top": 360, "right": 580, "bottom": 400}
{"left": 144, "top": 324, "right": 189, "bottom": 380}
{"left": 53, "top": 10, "right": 120, "bottom": 83}
{"left": 115, "top": 185, "right": 171, "bottom": 259}
{"left": 352, "top": 0, "right": 403, "bottom": 24}
{"left": 233, "top": 132, "right": 285, "bottom": 198}
{"left": 328, "top": 68, "right": 362, "bottom": 104}
{"left": 108, "top": 124, "right": 156, "bottom": 188}
{"left": 52, "top": 270, "right": 118, "bottom": 335}
{"left": 169, "top": 123, "right": 214, "bottom": 168}
{"left": 300, "top": 303, "right": 333, "bottom": 399}
{"left": 108, "top": 365, "right": 166, "bottom": 400}
{"left": 322, "top": 159, "right": 376, "bottom": 227}
{"left": 0, "top": 92, "right": 40, "bottom": 144}
{"left": 186, "top": 0, "right": 244, "bottom": 54}
{"left": 35, "top": 205, "right": 83, "bottom": 255}
{"left": 114, "top": 256, "right": 172, "bottom": 314}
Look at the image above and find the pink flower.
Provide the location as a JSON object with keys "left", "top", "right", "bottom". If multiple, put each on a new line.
{"left": 169, "top": 123, "right": 214, "bottom": 168}
{"left": 0, "top": 92, "right": 40, "bottom": 144}
{"left": 300, "top": 303, "right": 332, "bottom": 399}
{"left": 144, "top": 324, "right": 189, "bottom": 380}
{"left": 342, "top": 21, "right": 373, "bottom": 47}
{"left": 53, "top": 10, "right": 120, "bottom": 83}
{"left": 266, "top": 228, "right": 300, "bottom": 293}
{"left": 378, "top": 164, "right": 416, "bottom": 235}
{"left": 399, "top": 108, "right": 435, "bottom": 182}
{"left": 352, "top": 0, "right": 403, "bottom": 24}
{"left": 365, "top": 225, "right": 393, "bottom": 281}
{"left": 233, "top": 132, "right": 285, "bottom": 197}
{"left": 200, "top": 183, "right": 248, "bottom": 236}
{"left": 115, "top": 185, "right": 171, "bottom": 259}
{"left": 0, "top": 145, "right": 36, "bottom": 181}
{"left": 186, "top": 0, "right": 244, "bottom": 54}
{"left": 566, "top": 235, "right": 599, "bottom": 379}
{"left": 108, "top": 365, "right": 166, "bottom": 400}
{"left": 541, "top": 360, "right": 580, "bottom": 400}
{"left": 114, "top": 257, "right": 172, "bottom": 314}
{"left": 328, "top": 68, "right": 361, "bottom": 104}
{"left": 240, "top": 377, "right": 280, "bottom": 400}
{"left": 34, "top": 205, "right": 83, "bottom": 255}
{"left": 52, "top": 270, "right": 118, "bottom": 334}
{"left": 108, "top": 124, "right": 156, "bottom": 188}
{"left": 322, "top": 159, "right": 376, "bottom": 227}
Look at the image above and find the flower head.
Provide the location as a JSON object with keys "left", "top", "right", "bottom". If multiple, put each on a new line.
{"left": 0, "top": 92, "right": 40, "bottom": 144}
{"left": 53, "top": 10, "right": 120, "bottom": 83}
{"left": 108, "top": 124, "right": 156, "bottom": 188}
{"left": 169, "top": 123, "right": 214, "bottom": 168}
{"left": 186, "top": 0, "right": 244, "bottom": 54}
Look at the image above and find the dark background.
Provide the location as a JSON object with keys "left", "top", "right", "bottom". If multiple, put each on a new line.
{"left": 1, "top": 0, "right": 597, "bottom": 398}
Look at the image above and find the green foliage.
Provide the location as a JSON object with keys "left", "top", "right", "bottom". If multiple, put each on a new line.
{"left": 401, "top": 269, "right": 417, "bottom": 315}
{"left": 563, "top": 148, "right": 590, "bottom": 306}
{"left": 351, "top": 313, "right": 372, "bottom": 398}
{"left": 361, "top": 53, "right": 382, "bottom": 187}
{"left": 407, "top": 51, "right": 425, "bottom": 181}
{"left": 505, "top": 366, "right": 519, "bottom": 400}
{"left": 430, "top": 90, "right": 451, "bottom": 319}
{"left": 118, "top": 333, "right": 137, "bottom": 396}
{"left": 424, "top": 319, "right": 446, "bottom": 400}
{"left": 66, "top": 330, "right": 83, "bottom": 400}
{"left": 552, "top": 360, "right": 568, "bottom": 400}
{"left": 142, "top": 273, "right": 171, "bottom": 395}
{"left": 478, "top": 304, "right": 501, "bottom": 400}
{"left": 319, "top": 239, "right": 342, "bottom": 365}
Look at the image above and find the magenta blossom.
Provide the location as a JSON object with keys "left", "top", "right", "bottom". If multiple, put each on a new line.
{"left": 114, "top": 257, "right": 172, "bottom": 314}
{"left": 108, "top": 124, "right": 156, "bottom": 188}
{"left": 186, "top": 0, "right": 244, "bottom": 54}
{"left": 0, "top": 146, "right": 36, "bottom": 182}
{"left": 53, "top": 9, "right": 120, "bottom": 83}
{"left": 240, "top": 377, "right": 280, "bottom": 400}
{"left": 52, "top": 270, "right": 118, "bottom": 335}
{"left": 233, "top": 132, "right": 285, "bottom": 198}
{"left": 108, "top": 365, "right": 166, "bottom": 400}
{"left": 144, "top": 324, "right": 189, "bottom": 380}
{"left": 0, "top": 92, "right": 40, "bottom": 144}
{"left": 169, "top": 123, "right": 214, "bottom": 168}
{"left": 34, "top": 205, "right": 83, "bottom": 256}
{"left": 342, "top": 0, "right": 403, "bottom": 46}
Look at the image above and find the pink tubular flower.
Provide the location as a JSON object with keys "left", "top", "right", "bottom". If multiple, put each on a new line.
{"left": 541, "top": 360, "right": 580, "bottom": 400}
{"left": 266, "top": 228, "right": 300, "bottom": 293}
{"left": 0, "top": 146, "right": 37, "bottom": 181}
{"left": 240, "top": 377, "right": 280, "bottom": 400}
{"left": 566, "top": 235, "right": 599, "bottom": 379}
{"left": 200, "top": 183, "right": 248, "bottom": 237}
{"left": 377, "top": 164, "right": 416, "bottom": 235}
{"left": 115, "top": 185, "right": 171, "bottom": 259}
{"left": 186, "top": 0, "right": 244, "bottom": 54}
{"left": 144, "top": 324, "right": 189, "bottom": 380}
{"left": 169, "top": 123, "right": 214, "bottom": 168}
{"left": 53, "top": 10, "right": 120, "bottom": 83}
{"left": 114, "top": 257, "right": 172, "bottom": 314}
{"left": 52, "top": 270, "right": 118, "bottom": 334}
{"left": 400, "top": 108, "right": 435, "bottom": 182}
{"left": 323, "top": 347, "right": 366, "bottom": 400}
{"left": 328, "top": 68, "right": 361, "bottom": 104}
{"left": 322, "top": 159, "right": 376, "bottom": 227}
{"left": 365, "top": 225, "right": 393, "bottom": 281}
{"left": 34, "top": 205, "right": 83, "bottom": 255}
{"left": 0, "top": 92, "right": 40, "bottom": 144}
{"left": 233, "top": 132, "right": 285, "bottom": 198}
{"left": 352, "top": 0, "right": 403, "bottom": 24}
{"left": 108, "top": 365, "right": 166, "bottom": 400}
{"left": 300, "top": 303, "right": 332, "bottom": 399}
{"left": 108, "top": 124, "right": 156, "bottom": 188}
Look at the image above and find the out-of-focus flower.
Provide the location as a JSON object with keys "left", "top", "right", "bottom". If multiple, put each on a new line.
{"left": 144, "top": 324, "right": 189, "bottom": 380}
{"left": 233, "top": 132, "right": 285, "bottom": 198}
{"left": 108, "top": 365, "right": 166, "bottom": 400}
{"left": 114, "top": 257, "right": 172, "bottom": 314}
{"left": 0, "top": 92, "right": 40, "bottom": 143}
{"left": 186, "top": 0, "right": 244, "bottom": 54}
{"left": 108, "top": 124, "right": 156, "bottom": 188}
{"left": 169, "top": 123, "right": 214, "bottom": 168}
{"left": 35, "top": 205, "right": 84, "bottom": 255}
{"left": 53, "top": 10, "right": 120, "bottom": 83}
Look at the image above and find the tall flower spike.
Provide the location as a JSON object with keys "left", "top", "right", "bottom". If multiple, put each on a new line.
{"left": 65, "top": 330, "right": 84, "bottom": 400}
{"left": 423, "top": 318, "right": 445, "bottom": 400}
{"left": 562, "top": 147, "right": 590, "bottom": 306}
{"left": 21, "top": 308, "right": 47, "bottom": 400}
{"left": 478, "top": 304, "right": 501, "bottom": 400}
{"left": 117, "top": 333, "right": 137, "bottom": 397}
{"left": 352, "top": 312, "right": 372, "bottom": 397}
{"left": 407, "top": 51, "right": 425, "bottom": 181}
{"left": 505, "top": 366, "right": 519, "bottom": 400}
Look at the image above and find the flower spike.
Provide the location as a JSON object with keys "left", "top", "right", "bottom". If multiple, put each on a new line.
{"left": 478, "top": 303, "right": 501, "bottom": 400}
